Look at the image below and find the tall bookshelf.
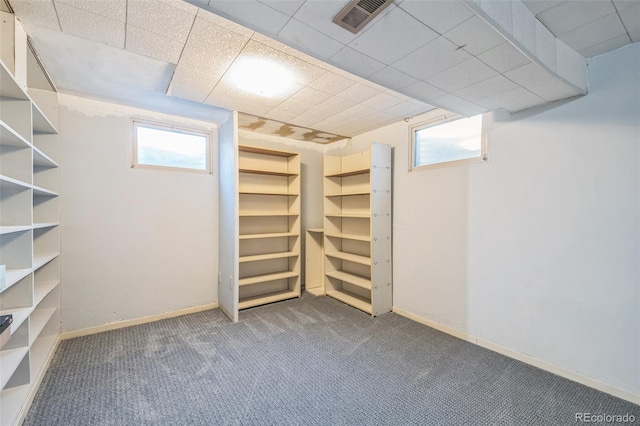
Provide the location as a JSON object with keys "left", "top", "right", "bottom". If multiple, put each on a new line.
{"left": 323, "top": 143, "right": 392, "bottom": 316}
{"left": 237, "top": 145, "right": 301, "bottom": 310}
{"left": 0, "top": 55, "right": 61, "bottom": 425}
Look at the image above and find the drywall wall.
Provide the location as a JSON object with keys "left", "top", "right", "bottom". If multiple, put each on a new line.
{"left": 59, "top": 94, "right": 219, "bottom": 332}
{"left": 337, "top": 43, "right": 640, "bottom": 398}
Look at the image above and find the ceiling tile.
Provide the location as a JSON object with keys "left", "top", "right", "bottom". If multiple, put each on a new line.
{"left": 426, "top": 57, "right": 498, "bottom": 92}
{"left": 57, "top": 0, "right": 126, "bottom": 22}
{"left": 196, "top": 8, "right": 255, "bottom": 38}
{"left": 536, "top": 20, "right": 557, "bottom": 72}
{"left": 399, "top": 0, "right": 475, "bottom": 34}
{"left": 158, "top": 0, "right": 200, "bottom": 14}
{"left": 274, "top": 98, "right": 314, "bottom": 114}
{"left": 308, "top": 72, "right": 357, "bottom": 95}
{"left": 251, "top": 32, "right": 332, "bottom": 69}
{"left": 403, "top": 81, "right": 446, "bottom": 102}
{"left": 287, "top": 86, "right": 332, "bottom": 105}
{"left": 504, "top": 62, "right": 552, "bottom": 86}
{"left": 555, "top": 39, "right": 587, "bottom": 89}
{"left": 580, "top": 34, "right": 632, "bottom": 58}
{"left": 384, "top": 100, "right": 429, "bottom": 117}
{"left": 169, "top": 65, "right": 217, "bottom": 102}
{"left": 127, "top": 0, "right": 195, "bottom": 43}
{"left": 277, "top": 18, "right": 344, "bottom": 60}
{"left": 126, "top": 25, "right": 184, "bottom": 64}
{"left": 613, "top": 0, "right": 638, "bottom": 11}
{"left": 521, "top": 0, "right": 565, "bottom": 15}
{"left": 258, "top": 0, "right": 305, "bottom": 16}
{"left": 454, "top": 75, "right": 519, "bottom": 103}
{"left": 56, "top": 2, "right": 125, "bottom": 48}
{"left": 444, "top": 16, "right": 506, "bottom": 56}
{"left": 393, "top": 36, "right": 471, "bottom": 80}
{"left": 360, "top": 92, "right": 405, "bottom": 110}
{"left": 480, "top": 0, "right": 513, "bottom": 33}
{"left": 368, "top": 66, "right": 420, "bottom": 91}
{"left": 560, "top": 13, "right": 627, "bottom": 52}
{"left": 502, "top": 91, "right": 547, "bottom": 113}
{"left": 478, "top": 42, "right": 531, "bottom": 73}
{"left": 430, "top": 93, "right": 485, "bottom": 116}
{"left": 475, "top": 86, "right": 541, "bottom": 110}
{"left": 205, "top": 80, "right": 285, "bottom": 114}
{"left": 537, "top": 0, "right": 615, "bottom": 35}
{"left": 619, "top": 2, "right": 640, "bottom": 35}
{"left": 169, "top": 81, "right": 211, "bottom": 103}
{"left": 265, "top": 108, "right": 299, "bottom": 124}
{"left": 11, "top": 0, "right": 61, "bottom": 31}
{"left": 512, "top": 0, "right": 537, "bottom": 54}
{"left": 330, "top": 47, "right": 386, "bottom": 78}
{"left": 348, "top": 7, "right": 438, "bottom": 65}
{"left": 204, "top": 0, "right": 291, "bottom": 37}
{"left": 336, "top": 83, "right": 382, "bottom": 103}
{"left": 526, "top": 76, "right": 582, "bottom": 101}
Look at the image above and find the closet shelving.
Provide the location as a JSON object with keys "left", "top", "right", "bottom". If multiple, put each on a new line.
{"left": 237, "top": 145, "right": 301, "bottom": 310}
{"left": 323, "top": 143, "right": 392, "bottom": 316}
{"left": 0, "top": 53, "right": 61, "bottom": 426}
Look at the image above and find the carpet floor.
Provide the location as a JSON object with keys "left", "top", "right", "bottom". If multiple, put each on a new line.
{"left": 24, "top": 295, "right": 639, "bottom": 425}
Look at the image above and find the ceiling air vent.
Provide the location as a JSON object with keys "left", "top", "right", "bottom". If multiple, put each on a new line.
{"left": 333, "top": 0, "right": 394, "bottom": 34}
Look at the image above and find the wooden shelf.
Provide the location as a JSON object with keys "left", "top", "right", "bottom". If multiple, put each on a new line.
{"left": 239, "top": 145, "right": 297, "bottom": 157}
{"left": 0, "top": 120, "right": 30, "bottom": 148}
{"left": 325, "top": 213, "right": 370, "bottom": 218}
{"left": 0, "top": 347, "right": 29, "bottom": 389}
{"left": 0, "top": 226, "right": 31, "bottom": 235}
{"left": 239, "top": 212, "right": 299, "bottom": 217}
{"left": 1, "top": 269, "right": 31, "bottom": 294}
{"left": 326, "top": 289, "right": 372, "bottom": 314}
{"left": 325, "top": 251, "right": 371, "bottom": 266}
{"left": 33, "top": 253, "right": 59, "bottom": 271}
{"left": 239, "top": 232, "right": 298, "bottom": 240}
{"left": 325, "top": 232, "right": 371, "bottom": 242}
{"left": 239, "top": 168, "right": 298, "bottom": 177}
{"left": 239, "top": 271, "right": 298, "bottom": 287}
{"left": 325, "top": 191, "right": 370, "bottom": 197}
{"left": 239, "top": 251, "right": 299, "bottom": 263}
{"left": 326, "top": 270, "right": 372, "bottom": 290}
{"left": 325, "top": 168, "right": 370, "bottom": 178}
{"left": 239, "top": 190, "right": 299, "bottom": 196}
{"left": 239, "top": 289, "right": 299, "bottom": 310}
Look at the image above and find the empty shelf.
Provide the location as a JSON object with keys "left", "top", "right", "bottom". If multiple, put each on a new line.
{"left": 29, "top": 335, "right": 57, "bottom": 381}
{"left": 239, "top": 251, "right": 299, "bottom": 263}
{"left": 239, "top": 145, "right": 297, "bottom": 157}
{"left": 1, "top": 269, "right": 31, "bottom": 293}
{"left": 239, "top": 289, "right": 299, "bottom": 310}
{"left": 32, "top": 185, "right": 58, "bottom": 197}
{"left": 325, "top": 251, "right": 371, "bottom": 266}
{"left": 0, "top": 347, "right": 29, "bottom": 389}
{"left": 33, "top": 253, "right": 59, "bottom": 270}
{"left": 31, "top": 103, "right": 57, "bottom": 134}
{"left": 32, "top": 222, "right": 59, "bottom": 230}
{"left": 326, "top": 289, "right": 372, "bottom": 314}
{"left": 325, "top": 168, "right": 370, "bottom": 178}
{"left": 325, "top": 232, "right": 370, "bottom": 242}
{"left": 0, "top": 120, "right": 30, "bottom": 148}
{"left": 0, "top": 61, "right": 29, "bottom": 100}
{"left": 32, "top": 147, "right": 58, "bottom": 168}
{"left": 325, "top": 213, "right": 370, "bottom": 218}
{"left": 239, "top": 212, "right": 299, "bottom": 217}
{"left": 0, "top": 225, "right": 31, "bottom": 235}
{"left": 34, "top": 280, "right": 60, "bottom": 306}
{"left": 0, "top": 384, "right": 30, "bottom": 426}
{"left": 239, "top": 232, "right": 298, "bottom": 240}
{"left": 239, "top": 190, "right": 298, "bottom": 196}
{"left": 0, "top": 306, "right": 32, "bottom": 334}
{"left": 28, "top": 308, "right": 56, "bottom": 346}
{"left": 326, "top": 270, "right": 372, "bottom": 290}
{"left": 325, "top": 191, "right": 370, "bottom": 197}
{"left": 239, "top": 168, "right": 297, "bottom": 177}
{"left": 239, "top": 271, "right": 298, "bottom": 286}
{"left": 0, "top": 175, "right": 30, "bottom": 190}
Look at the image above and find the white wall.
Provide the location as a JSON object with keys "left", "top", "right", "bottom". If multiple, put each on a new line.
{"left": 59, "top": 95, "right": 219, "bottom": 332}
{"left": 337, "top": 43, "right": 640, "bottom": 398}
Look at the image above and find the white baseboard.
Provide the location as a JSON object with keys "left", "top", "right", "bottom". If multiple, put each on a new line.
{"left": 60, "top": 302, "right": 219, "bottom": 340}
{"left": 392, "top": 306, "right": 640, "bottom": 406}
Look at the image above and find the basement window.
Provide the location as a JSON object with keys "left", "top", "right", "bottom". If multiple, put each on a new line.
{"left": 410, "top": 114, "right": 487, "bottom": 171}
{"left": 133, "top": 121, "right": 212, "bottom": 173}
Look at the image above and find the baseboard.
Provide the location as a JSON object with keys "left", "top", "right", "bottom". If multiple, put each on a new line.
{"left": 60, "top": 302, "right": 219, "bottom": 340}
{"left": 392, "top": 306, "right": 640, "bottom": 406}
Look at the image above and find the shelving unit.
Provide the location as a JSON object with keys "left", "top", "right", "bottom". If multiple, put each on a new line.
{"left": 0, "top": 22, "right": 61, "bottom": 424}
{"left": 323, "top": 144, "right": 392, "bottom": 316}
{"left": 237, "top": 145, "right": 301, "bottom": 311}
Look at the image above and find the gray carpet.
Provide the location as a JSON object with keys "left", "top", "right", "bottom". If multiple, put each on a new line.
{"left": 25, "top": 295, "right": 639, "bottom": 425}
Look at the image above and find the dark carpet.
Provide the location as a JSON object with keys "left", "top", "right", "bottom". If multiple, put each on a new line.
{"left": 24, "top": 295, "right": 639, "bottom": 425}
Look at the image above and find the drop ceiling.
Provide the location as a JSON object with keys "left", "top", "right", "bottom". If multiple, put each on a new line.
{"left": 9, "top": 0, "right": 638, "bottom": 139}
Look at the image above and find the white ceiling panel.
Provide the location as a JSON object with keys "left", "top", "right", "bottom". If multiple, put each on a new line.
{"left": 512, "top": 0, "right": 537, "bottom": 54}
{"left": 56, "top": 2, "right": 125, "bottom": 48}
{"left": 619, "top": 2, "right": 640, "bottom": 35}
{"left": 202, "top": 0, "right": 290, "bottom": 37}
{"left": 126, "top": 25, "right": 185, "bottom": 64}
{"left": 348, "top": 7, "right": 438, "bottom": 65}
{"left": 205, "top": 86, "right": 274, "bottom": 116}
{"left": 526, "top": 75, "right": 582, "bottom": 102}
{"left": 277, "top": 18, "right": 344, "bottom": 60}
{"left": 360, "top": 92, "right": 405, "bottom": 110}
{"left": 476, "top": 86, "right": 540, "bottom": 109}
{"left": 521, "top": 0, "right": 565, "bottom": 15}
{"left": 251, "top": 32, "right": 332, "bottom": 69}
{"left": 504, "top": 62, "right": 552, "bottom": 86}
{"left": 403, "top": 81, "right": 446, "bottom": 102}
{"left": 579, "top": 34, "right": 631, "bottom": 58}
{"left": 444, "top": 15, "right": 506, "bottom": 55}
{"left": 502, "top": 91, "right": 547, "bottom": 113}
{"left": 307, "top": 71, "right": 357, "bottom": 95}
{"left": 536, "top": 0, "right": 615, "bottom": 35}
{"left": 535, "top": 20, "right": 557, "bottom": 72}
{"left": 264, "top": 108, "right": 299, "bottom": 124}
{"left": 426, "top": 57, "right": 498, "bottom": 92}
{"left": 195, "top": 8, "right": 255, "bottom": 37}
{"left": 429, "top": 93, "right": 485, "bottom": 116}
{"left": 478, "top": 42, "right": 532, "bottom": 73}
{"left": 273, "top": 98, "right": 313, "bottom": 115}
{"left": 561, "top": 13, "right": 628, "bottom": 52}
{"left": 384, "top": 99, "right": 431, "bottom": 117}
{"left": 398, "top": 0, "right": 475, "bottom": 35}
{"left": 257, "top": 0, "right": 305, "bottom": 16}
{"left": 454, "top": 75, "right": 519, "bottom": 103}
{"left": 169, "top": 65, "right": 217, "bottom": 102}
{"left": 158, "top": 0, "right": 200, "bottom": 14}
{"left": 10, "top": 0, "right": 61, "bottom": 31}
{"left": 336, "top": 83, "right": 383, "bottom": 103}
{"left": 330, "top": 47, "right": 386, "bottom": 77}
{"left": 479, "top": 0, "right": 513, "bottom": 33}
{"left": 287, "top": 87, "right": 332, "bottom": 106}
{"left": 169, "top": 81, "right": 210, "bottom": 103}
{"left": 368, "top": 66, "right": 420, "bottom": 91}
{"left": 127, "top": 0, "right": 195, "bottom": 43}
{"left": 393, "top": 36, "right": 472, "bottom": 80}
{"left": 57, "top": 0, "right": 126, "bottom": 22}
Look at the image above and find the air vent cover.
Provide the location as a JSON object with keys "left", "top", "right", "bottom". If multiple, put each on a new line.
{"left": 333, "top": 0, "right": 394, "bottom": 34}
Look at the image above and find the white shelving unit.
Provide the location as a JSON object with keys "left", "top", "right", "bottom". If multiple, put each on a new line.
{"left": 0, "top": 16, "right": 61, "bottom": 424}
{"left": 323, "top": 144, "right": 392, "bottom": 316}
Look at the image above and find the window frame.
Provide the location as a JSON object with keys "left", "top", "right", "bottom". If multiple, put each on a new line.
{"left": 132, "top": 119, "right": 213, "bottom": 174}
{"left": 409, "top": 113, "right": 488, "bottom": 172}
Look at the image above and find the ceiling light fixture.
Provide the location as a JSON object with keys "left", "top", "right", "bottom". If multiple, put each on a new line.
{"left": 229, "top": 58, "right": 294, "bottom": 98}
